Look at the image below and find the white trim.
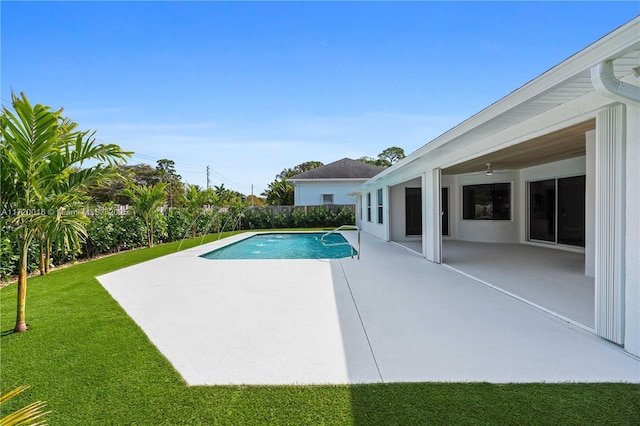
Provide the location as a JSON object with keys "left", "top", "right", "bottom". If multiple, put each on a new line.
{"left": 289, "top": 178, "right": 369, "bottom": 183}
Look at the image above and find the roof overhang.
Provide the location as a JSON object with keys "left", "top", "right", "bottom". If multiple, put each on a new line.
{"left": 288, "top": 178, "right": 369, "bottom": 183}
{"left": 356, "top": 16, "right": 639, "bottom": 189}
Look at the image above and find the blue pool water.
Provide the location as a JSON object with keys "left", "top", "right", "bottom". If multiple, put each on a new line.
{"left": 200, "top": 232, "right": 357, "bottom": 260}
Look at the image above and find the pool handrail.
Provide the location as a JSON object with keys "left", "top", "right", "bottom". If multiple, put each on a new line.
{"left": 320, "top": 225, "right": 360, "bottom": 259}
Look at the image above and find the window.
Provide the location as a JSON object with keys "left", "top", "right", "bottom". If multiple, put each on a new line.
{"left": 462, "top": 183, "right": 511, "bottom": 220}
{"left": 378, "top": 189, "right": 383, "bottom": 223}
{"left": 322, "top": 194, "right": 334, "bottom": 205}
{"left": 377, "top": 188, "right": 383, "bottom": 224}
{"left": 529, "top": 176, "right": 585, "bottom": 247}
{"left": 367, "top": 193, "right": 372, "bottom": 222}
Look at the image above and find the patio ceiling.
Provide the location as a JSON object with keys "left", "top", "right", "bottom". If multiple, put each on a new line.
{"left": 442, "top": 119, "right": 595, "bottom": 175}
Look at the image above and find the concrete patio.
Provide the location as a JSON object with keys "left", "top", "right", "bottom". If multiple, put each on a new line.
{"left": 442, "top": 240, "right": 594, "bottom": 328}
{"left": 98, "top": 231, "right": 640, "bottom": 385}
{"left": 393, "top": 239, "right": 594, "bottom": 328}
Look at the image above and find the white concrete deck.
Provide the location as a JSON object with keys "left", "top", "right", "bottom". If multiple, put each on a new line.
{"left": 98, "top": 231, "right": 640, "bottom": 385}
{"left": 393, "top": 239, "right": 594, "bottom": 328}
{"left": 442, "top": 240, "right": 594, "bottom": 328}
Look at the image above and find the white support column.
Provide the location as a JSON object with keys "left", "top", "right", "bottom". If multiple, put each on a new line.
{"left": 595, "top": 104, "right": 626, "bottom": 344}
{"left": 422, "top": 169, "right": 442, "bottom": 263}
{"left": 585, "top": 130, "right": 596, "bottom": 278}
{"left": 383, "top": 185, "right": 390, "bottom": 242}
{"left": 433, "top": 168, "right": 442, "bottom": 264}
{"left": 624, "top": 102, "right": 640, "bottom": 356}
{"left": 420, "top": 173, "right": 431, "bottom": 260}
{"left": 421, "top": 172, "right": 430, "bottom": 261}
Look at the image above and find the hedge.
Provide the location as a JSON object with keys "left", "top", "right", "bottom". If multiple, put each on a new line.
{"left": 0, "top": 205, "right": 355, "bottom": 279}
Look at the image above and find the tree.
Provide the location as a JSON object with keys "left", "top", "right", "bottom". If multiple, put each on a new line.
{"left": 1, "top": 92, "right": 130, "bottom": 332}
{"left": 183, "top": 184, "right": 211, "bottom": 238}
{"left": 262, "top": 161, "right": 323, "bottom": 205}
{"left": 35, "top": 200, "right": 89, "bottom": 275}
{"left": 156, "top": 159, "right": 184, "bottom": 208}
{"left": 378, "top": 146, "right": 406, "bottom": 165}
{"left": 277, "top": 161, "right": 324, "bottom": 179}
{"left": 86, "top": 163, "right": 159, "bottom": 204}
{"left": 357, "top": 147, "right": 405, "bottom": 167}
{"left": 87, "top": 161, "right": 185, "bottom": 206}
{"left": 357, "top": 156, "right": 379, "bottom": 165}
{"left": 262, "top": 178, "right": 294, "bottom": 206}
{"left": 245, "top": 194, "right": 264, "bottom": 207}
{"left": 122, "top": 183, "right": 168, "bottom": 248}
{"left": 213, "top": 184, "right": 245, "bottom": 206}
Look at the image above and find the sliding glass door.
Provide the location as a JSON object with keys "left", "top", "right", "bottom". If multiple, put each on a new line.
{"left": 557, "top": 176, "right": 585, "bottom": 246}
{"left": 529, "top": 179, "right": 555, "bottom": 242}
{"left": 528, "top": 175, "right": 585, "bottom": 247}
{"left": 405, "top": 188, "right": 422, "bottom": 236}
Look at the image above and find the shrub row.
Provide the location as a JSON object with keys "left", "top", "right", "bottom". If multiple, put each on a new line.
{"left": 0, "top": 205, "right": 355, "bottom": 279}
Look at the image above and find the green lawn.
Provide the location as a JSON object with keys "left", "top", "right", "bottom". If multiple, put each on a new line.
{"left": 1, "top": 231, "right": 639, "bottom": 425}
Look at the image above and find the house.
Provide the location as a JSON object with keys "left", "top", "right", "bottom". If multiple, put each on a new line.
{"left": 288, "top": 158, "right": 386, "bottom": 206}
{"left": 352, "top": 17, "right": 640, "bottom": 357}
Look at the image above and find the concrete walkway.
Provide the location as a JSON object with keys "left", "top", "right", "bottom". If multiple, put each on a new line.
{"left": 98, "top": 231, "right": 640, "bottom": 385}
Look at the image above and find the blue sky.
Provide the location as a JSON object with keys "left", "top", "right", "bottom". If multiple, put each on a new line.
{"left": 2, "top": 1, "right": 639, "bottom": 195}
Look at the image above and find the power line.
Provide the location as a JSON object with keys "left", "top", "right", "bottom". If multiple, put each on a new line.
{"left": 128, "top": 150, "right": 255, "bottom": 192}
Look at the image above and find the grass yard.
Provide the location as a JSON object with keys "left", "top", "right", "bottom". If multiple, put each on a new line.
{"left": 1, "top": 230, "right": 639, "bottom": 425}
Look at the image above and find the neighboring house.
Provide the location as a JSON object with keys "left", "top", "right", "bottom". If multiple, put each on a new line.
{"left": 288, "top": 158, "right": 386, "bottom": 206}
{"left": 353, "top": 17, "right": 640, "bottom": 357}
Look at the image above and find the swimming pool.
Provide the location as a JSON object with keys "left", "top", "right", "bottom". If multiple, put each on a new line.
{"left": 199, "top": 232, "right": 357, "bottom": 260}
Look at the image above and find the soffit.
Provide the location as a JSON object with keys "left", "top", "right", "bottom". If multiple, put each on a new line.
{"left": 434, "top": 71, "right": 595, "bottom": 157}
{"left": 442, "top": 119, "right": 595, "bottom": 175}
{"left": 435, "top": 38, "right": 639, "bottom": 155}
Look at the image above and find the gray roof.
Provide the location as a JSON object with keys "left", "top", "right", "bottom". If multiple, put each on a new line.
{"left": 288, "top": 158, "right": 387, "bottom": 180}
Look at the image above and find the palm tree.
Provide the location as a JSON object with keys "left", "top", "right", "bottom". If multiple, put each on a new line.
{"left": 36, "top": 203, "right": 89, "bottom": 274}
{"left": 183, "top": 184, "right": 211, "bottom": 238}
{"left": 262, "top": 178, "right": 294, "bottom": 205}
{"left": 213, "top": 183, "right": 244, "bottom": 206}
{"left": 122, "top": 183, "right": 168, "bottom": 248}
{"left": 1, "top": 92, "right": 130, "bottom": 333}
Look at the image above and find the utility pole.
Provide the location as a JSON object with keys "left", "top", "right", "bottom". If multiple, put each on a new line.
{"left": 251, "top": 184, "right": 254, "bottom": 207}
{"left": 206, "top": 165, "right": 210, "bottom": 190}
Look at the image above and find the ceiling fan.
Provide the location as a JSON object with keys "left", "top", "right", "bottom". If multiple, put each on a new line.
{"left": 480, "top": 163, "right": 511, "bottom": 176}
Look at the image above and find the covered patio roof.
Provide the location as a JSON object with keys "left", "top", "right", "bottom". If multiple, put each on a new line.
{"left": 442, "top": 119, "right": 594, "bottom": 175}
{"left": 358, "top": 18, "right": 639, "bottom": 189}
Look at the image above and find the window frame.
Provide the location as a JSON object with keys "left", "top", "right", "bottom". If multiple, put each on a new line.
{"left": 462, "top": 183, "right": 511, "bottom": 221}
{"left": 527, "top": 175, "right": 585, "bottom": 247}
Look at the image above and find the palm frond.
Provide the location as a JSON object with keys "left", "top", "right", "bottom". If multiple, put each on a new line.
{"left": 0, "top": 385, "right": 51, "bottom": 426}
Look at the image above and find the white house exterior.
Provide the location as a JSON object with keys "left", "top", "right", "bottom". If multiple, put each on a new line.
{"left": 353, "top": 17, "right": 640, "bottom": 357}
{"left": 289, "top": 158, "right": 386, "bottom": 206}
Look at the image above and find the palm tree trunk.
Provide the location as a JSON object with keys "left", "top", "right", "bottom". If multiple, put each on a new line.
{"left": 192, "top": 224, "right": 196, "bottom": 239}
{"left": 38, "top": 239, "right": 45, "bottom": 275}
{"left": 148, "top": 221, "right": 153, "bottom": 248}
{"left": 14, "top": 241, "right": 29, "bottom": 333}
{"left": 45, "top": 240, "right": 51, "bottom": 274}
